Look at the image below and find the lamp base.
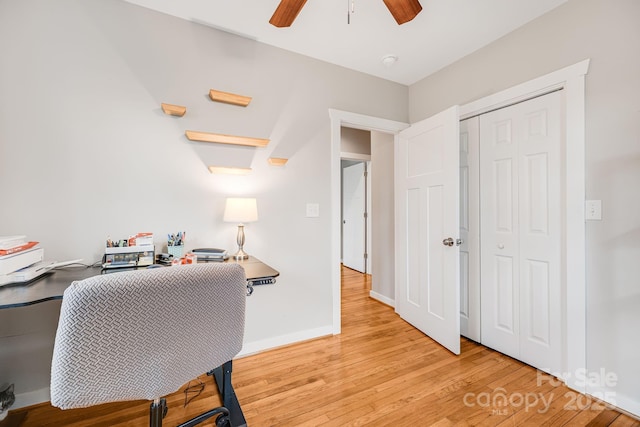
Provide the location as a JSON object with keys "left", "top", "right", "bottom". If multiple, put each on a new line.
{"left": 232, "top": 248, "right": 249, "bottom": 260}
{"left": 233, "top": 224, "right": 250, "bottom": 260}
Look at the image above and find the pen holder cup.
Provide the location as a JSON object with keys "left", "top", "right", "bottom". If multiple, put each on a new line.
{"left": 168, "top": 245, "right": 185, "bottom": 259}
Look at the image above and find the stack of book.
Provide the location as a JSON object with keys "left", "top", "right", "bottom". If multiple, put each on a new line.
{"left": 192, "top": 248, "right": 228, "bottom": 262}
{"left": 0, "top": 235, "right": 45, "bottom": 286}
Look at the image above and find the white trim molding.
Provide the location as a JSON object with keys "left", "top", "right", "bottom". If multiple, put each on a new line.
{"left": 369, "top": 290, "right": 395, "bottom": 308}
{"left": 238, "top": 326, "right": 334, "bottom": 358}
{"left": 340, "top": 151, "right": 371, "bottom": 162}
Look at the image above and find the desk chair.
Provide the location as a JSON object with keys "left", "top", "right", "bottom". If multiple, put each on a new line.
{"left": 50, "top": 263, "right": 247, "bottom": 427}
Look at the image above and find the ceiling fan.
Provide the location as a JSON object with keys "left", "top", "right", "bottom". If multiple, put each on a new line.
{"left": 269, "top": 0, "right": 423, "bottom": 27}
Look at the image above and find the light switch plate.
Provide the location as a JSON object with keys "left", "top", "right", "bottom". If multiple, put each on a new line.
{"left": 585, "top": 200, "right": 602, "bottom": 220}
{"left": 306, "top": 203, "right": 320, "bottom": 218}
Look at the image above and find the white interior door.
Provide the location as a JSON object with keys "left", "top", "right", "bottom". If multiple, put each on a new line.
{"left": 459, "top": 117, "right": 480, "bottom": 342}
{"left": 395, "top": 106, "right": 461, "bottom": 355}
{"left": 343, "top": 162, "right": 366, "bottom": 272}
{"left": 480, "top": 91, "right": 562, "bottom": 373}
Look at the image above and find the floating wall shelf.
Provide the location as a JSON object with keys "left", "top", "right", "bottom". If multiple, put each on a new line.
{"left": 185, "top": 130, "right": 269, "bottom": 147}
{"left": 268, "top": 157, "right": 288, "bottom": 166}
{"left": 209, "top": 89, "right": 252, "bottom": 107}
{"left": 161, "top": 103, "right": 186, "bottom": 117}
{"left": 208, "top": 166, "right": 252, "bottom": 175}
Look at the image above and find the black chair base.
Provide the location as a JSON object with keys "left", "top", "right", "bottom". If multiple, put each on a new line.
{"left": 149, "top": 361, "right": 245, "bottom": 427}
{"left": 149, "top": 398, "right": 168, "bottom": 427}
{"left": 208, "top": 361, "right": 247, "bottom": 427}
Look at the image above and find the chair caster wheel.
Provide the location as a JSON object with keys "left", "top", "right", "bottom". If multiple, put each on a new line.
{"left": 216, "top": 414, "right": 230, "bottom": 427}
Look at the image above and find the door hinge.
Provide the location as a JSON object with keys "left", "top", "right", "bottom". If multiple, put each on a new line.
{"left": 364, "top": 253, "right": 368, "bottom": 259}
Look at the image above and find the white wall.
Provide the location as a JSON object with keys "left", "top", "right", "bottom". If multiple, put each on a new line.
{"left": 341, "top": 127, "right": 372, "bottom": 156}
{"left": 370, "top": 131, "right": 395, "bottom": 305}
{"left": 409, "top": 0, "right": 640, "bottom": 416}
{"left": 0, "top": 0, "right": 408, "bottom": 407}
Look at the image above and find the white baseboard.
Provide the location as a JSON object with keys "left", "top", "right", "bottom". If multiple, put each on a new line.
{"left": 614, "top": 392, "right": 640, "bottom": 420}
{"left": 238, "top": 325, "right": 334, "bottom": 358}
{"left": 585, "top": 385, "right": 640, "bottom": 420}
{"left": 369, "top": 290, "right": 394, "bottom": 308}
{"left": 11, "top": 387, "right": 50, "bottom": 410}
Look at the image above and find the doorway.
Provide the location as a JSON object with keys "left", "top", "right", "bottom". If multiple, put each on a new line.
{"left": 340, "top": 126, "right": 371, "bottom": 273}
{"left": 329, "top": 111, "right": 408, "bottom": 334}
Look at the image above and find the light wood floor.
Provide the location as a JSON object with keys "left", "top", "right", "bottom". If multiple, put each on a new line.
{"left": 3, "top": 266, "right": 639, "bottom": 426}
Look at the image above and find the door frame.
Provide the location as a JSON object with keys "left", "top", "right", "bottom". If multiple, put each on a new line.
{"left": 329, "top": 58, "right": 589, "bottom": 393}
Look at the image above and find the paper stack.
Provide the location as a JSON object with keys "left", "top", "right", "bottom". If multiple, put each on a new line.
{"left": 191, "top": 248, "right": 228, "bottom": 262}
{"left": 0, "top": 235, "right": 44, "bottom": 285}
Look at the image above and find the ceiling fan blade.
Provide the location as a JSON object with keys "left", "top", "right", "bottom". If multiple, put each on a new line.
{"left": 383, "top": 0, "right": 423, "bottom": 25}
{"left": 269, "top": 0, "right": 308, "bottom": 28}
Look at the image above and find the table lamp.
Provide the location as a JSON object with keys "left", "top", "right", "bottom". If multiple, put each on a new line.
{"left": 223, "top": 197, "right": 258, "bottom": 260}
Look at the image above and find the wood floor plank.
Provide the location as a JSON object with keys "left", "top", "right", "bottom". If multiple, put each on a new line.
{"left": 3, "top": 265, "right": 639, "bottom": 426}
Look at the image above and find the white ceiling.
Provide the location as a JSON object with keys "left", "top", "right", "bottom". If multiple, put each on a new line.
{"left": 123, "top": 0, "right": 568, "bottom": 86}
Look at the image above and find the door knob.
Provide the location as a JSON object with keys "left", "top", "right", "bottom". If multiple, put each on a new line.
{"left": 498, "top": 244, "right": 505, "bottom": 249}
{"left": 443, "top": 238, "right": 463, "bottom": 247}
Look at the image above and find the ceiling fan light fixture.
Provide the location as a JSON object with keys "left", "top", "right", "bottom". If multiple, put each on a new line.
{"left": 382, "top": 54, "right": 398, "bottom": 67}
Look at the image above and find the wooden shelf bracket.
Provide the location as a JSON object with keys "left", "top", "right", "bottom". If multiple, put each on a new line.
{"left": 209, "top": 89, "right": 252, "bottom": 107}
{"left": 208, "top": 166, "right": 252, "bottom": 175}
{"left": 268, "top": 157, "right": 288, "bottom": 166}
{"left": 186, "top": 130, "right": 269, "bottom": 147}
{"left": 161, "top": 103, "right": 187, "bottom": 117}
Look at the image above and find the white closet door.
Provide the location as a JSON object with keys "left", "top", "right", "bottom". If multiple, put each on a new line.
{"left": 459, "top": 117, "right": 480, "bottom": 342}
{"left": 517, "top": 92, "right": 562, "bottom": 372}
{"left": 480, "top": 105, "right": 521, "bottom": 358}
{"left": 480, "top": 91, "right": 562, "bottom": 373}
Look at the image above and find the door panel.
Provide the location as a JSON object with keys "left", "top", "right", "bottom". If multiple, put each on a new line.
{"left": 481, "top": 111, "right": 520, "bottom": 358}
{"left": 396, "top": 105, "right": 460, "bottom": 355}
{"left": 343, "top": 162, "right": 366, "bottom": 272}
{"left": 406, "top": 187, "right": 422, "bottom": 305}
{"left": 495, "top": 159, "right": 515, "bottom": 232}
{"left": 459, "top": 117, "right": 480, "bottom": 341}
{"left": 495, "top": 255, "right": 516, "bottom": 333}
{"left": 480, "top": 91, "right": 562, "bottom": 373}
{"left": 518, "top": 92, "right": 562, "bottom": 373}
{"left": 525, "top": 153, "right": 549, "bottom": 234}
{"left": 426, "top": 185, "right": 445, "bottom": 319}
{"left": 524, "top": 259, "right": 551, "bottom": 345}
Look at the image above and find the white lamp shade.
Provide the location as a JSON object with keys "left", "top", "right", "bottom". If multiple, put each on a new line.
{"left": 223, "top": 198, "right": 258, "bottom": 223}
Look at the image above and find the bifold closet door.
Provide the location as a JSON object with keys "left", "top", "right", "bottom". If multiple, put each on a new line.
{"left": 459, "top": 117, "right": 480, "bottom": 342}
{"left": 480, "top": 91, "right": 563, "bottom": 373}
